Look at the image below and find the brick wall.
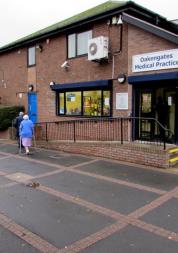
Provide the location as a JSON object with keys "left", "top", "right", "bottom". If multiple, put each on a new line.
{"left": 128, "top": 24, "right": 177, "bottom": 76}
{"left": 34, "top": 118, "right": 130, "bottom": 142}
{"left": 1, "top": 19, "right": 177, "bottom": 169}
{"left": 0, "top": 20, "right": 177, "bottom": 123}
{"left": 0, "top": 49, "right": 27, "bottom": 106}
{"left": 37, "top": 141, "right": 169, "bottom": 169}
{"left": 0, "top": 22, "right": 129, "bottom": 122}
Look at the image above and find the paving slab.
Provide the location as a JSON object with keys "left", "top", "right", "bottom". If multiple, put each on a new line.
{"left": 0, "top": 224, "right": 40, "bottom": 253}
{"left": 0, "top": 176, "right": 14, "bottom": 186}
{"left": 0, "top": 143, "right": 93, "bottom": 166}
{"left": 0, "top": 157, "right": 57, "bottom": 176}
{"left": 0, "top": 153, "right": 7, "bottom": 158}
{"left": 141, "top": 197, "right": 178, "bottom": 233}
{"left": 38, "top": 171, "right": 159, "bottom": 214}
{"left": 29, "top": 151, "right": 93, "bottom": 166}
{"left": 0, "top": 184, "right": 114, "bottom": 249}
{"left": 81, "top": 225, "right": 178, "bottom": 253}
{"left": 1, "top": 141, "right": 178, "bottom": 252}
{"left": 76, "top": 160, "right": 178, "bottom": 190}
{"left": 0, "top": 143, "right": 20, "bottom": 154}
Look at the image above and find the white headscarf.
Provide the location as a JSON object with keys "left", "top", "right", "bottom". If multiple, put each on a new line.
{"left": 23, "top": 114, "right": 29, "bottom": 120}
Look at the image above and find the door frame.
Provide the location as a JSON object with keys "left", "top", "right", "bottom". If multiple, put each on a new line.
{"left": 134, "top": 87, "right": 156, "bottom": 140}
{"left": 133, "top": 84, "right": 178, "bottom": 144}
{"left": 28, "top": 92, "right": 38, "bottom": 123}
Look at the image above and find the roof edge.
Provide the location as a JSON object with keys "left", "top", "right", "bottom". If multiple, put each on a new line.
{"left": 0, "top": 0, "right": 177, "bottom": 53}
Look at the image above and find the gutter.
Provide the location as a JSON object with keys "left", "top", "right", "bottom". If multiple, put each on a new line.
{"left": 0, "top": 2, "right": 177, "bottom": 53}
{"left": 0, "top": 4, "right": 129, "bottom": 54}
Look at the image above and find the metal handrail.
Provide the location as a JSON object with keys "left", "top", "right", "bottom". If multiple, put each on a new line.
{"left": 34, "top": 116, "right": 174, "bottom": 150}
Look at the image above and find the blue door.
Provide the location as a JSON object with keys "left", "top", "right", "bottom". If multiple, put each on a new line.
{"left": 28, "top": 93, "right": 38, "bottom": 123}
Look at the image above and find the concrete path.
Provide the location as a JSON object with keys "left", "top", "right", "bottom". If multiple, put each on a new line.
{"left": 0, "top": 141, "right": 178, "bottom": 252}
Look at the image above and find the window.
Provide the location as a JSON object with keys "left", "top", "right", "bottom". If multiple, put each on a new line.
{"left": 58, "top": 89, "right": 111, "bottom": 117}
{"left": 68, "top": 30, "right": 92, "bottom": 58}
{"left": 83, "top": 91, "right": 102, "bottom": 116}
{"left": 103, "top": 91, "right": 110, "bottom": 116}
{"left": 66, "top": 91, "right": 81, "bottom": 115}
{"left": 59, "top": 93, "right": 65, "bottom": 114}
{"left": 68, "top": 34, "right": 76, "bottom": 58}
{"left": 28, "top": 46, "right": 35, "bottom": 66}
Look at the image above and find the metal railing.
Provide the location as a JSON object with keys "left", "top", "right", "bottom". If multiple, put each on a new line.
{"left": 34, "top": 117, "right": 173, "bottom": 150}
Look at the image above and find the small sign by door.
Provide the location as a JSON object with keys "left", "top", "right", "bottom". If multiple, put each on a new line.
{"left": 116, "top": 92, "right": 128, "bottom": 110}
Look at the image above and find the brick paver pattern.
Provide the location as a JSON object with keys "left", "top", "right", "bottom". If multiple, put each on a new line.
{"left": 0, "top": 149, "right": 178, "bottom": 253}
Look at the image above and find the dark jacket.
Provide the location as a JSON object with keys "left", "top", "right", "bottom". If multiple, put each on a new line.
{"left": 13, "top": 115, "right": 23, "bottom": 137}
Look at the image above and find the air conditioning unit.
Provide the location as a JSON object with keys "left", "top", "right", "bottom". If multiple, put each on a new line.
{"left": 88, "top": 36, "right": 108, "bottom": 61}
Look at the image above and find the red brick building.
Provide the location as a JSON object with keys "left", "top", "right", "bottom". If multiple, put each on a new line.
{"left": 0, "top": 1, "right": 178, "bottom": 143}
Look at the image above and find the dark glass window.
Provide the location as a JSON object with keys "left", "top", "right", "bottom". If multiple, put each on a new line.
{"left": 68, "top": 30, "right": 92, "bottom": 58}
{"left": 57, "top": 89, "right": 111, "bottom": 117}
{"left": 28, "top": 46, "right": 36, "bottom": 66}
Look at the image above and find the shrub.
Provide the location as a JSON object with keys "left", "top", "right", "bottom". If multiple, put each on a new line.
{"left": 0, "top": 105, "right": 25, "bottom": 131}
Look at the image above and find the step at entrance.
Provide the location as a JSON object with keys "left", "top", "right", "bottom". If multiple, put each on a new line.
{"left": 168, "top": 148, "right": 178, "bottom": 167}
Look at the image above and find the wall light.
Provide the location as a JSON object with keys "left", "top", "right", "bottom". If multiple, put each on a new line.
{"left": 117, "top": 74, "right": 126, "bottom": 84}
{"left": 117, "top": 15, "right": 123, "bottom": 25}
{"left": 36, "top": 44, "right": 43, "bottom": 52}
{"left": 49, "top": 81, "right": 55, "bottom": 87}
{"left": 112, "top": 15, "right": 123, "bottom": 25}
{"left": 28, "top": 84, "right": 34, "bottom": 92}
{"left": 19, "top": 93, "right": 23, "bottom": 98}
{"left": 112, "top": 16, "right": 117, "bottom": 25}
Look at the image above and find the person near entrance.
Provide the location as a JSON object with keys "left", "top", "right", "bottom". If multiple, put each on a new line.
{"left": 155, "top": 96, "right": 168, "bottom": 138}
{"left": 13, "top": 111, "right": 24, "bottom": 148}
{"left": 19, "top": 114, "right": 34, "bottom": 155}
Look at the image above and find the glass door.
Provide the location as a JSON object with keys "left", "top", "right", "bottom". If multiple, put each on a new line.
{"left": 140, "top": 90, "right": 155, "bottom": 140}
{"left": 139, "top": 90, "right": 155, "bottom": 140}
{"left": 164, "top": 90, "right": 176, "bottom": 142}
{"left": 134, "top": 86, "right": 177, "bottom": 143}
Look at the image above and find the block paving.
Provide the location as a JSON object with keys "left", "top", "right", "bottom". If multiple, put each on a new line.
{"left": 0, "top": 142, "right": 178, "bottom": 252}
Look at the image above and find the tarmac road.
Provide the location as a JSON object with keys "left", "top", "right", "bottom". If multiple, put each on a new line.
{"left": 0, "top": 141, "right": 178, "bottom": 253}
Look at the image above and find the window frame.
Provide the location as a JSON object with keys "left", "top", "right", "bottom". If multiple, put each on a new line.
{"left": 67, "top": 30, "right": 92, "bottom": 59}
{"left": 27, "top": 46, "right": 36, "bottom": 67}
{"left": 56, "top": 87, "right": 112, "bottom": 117}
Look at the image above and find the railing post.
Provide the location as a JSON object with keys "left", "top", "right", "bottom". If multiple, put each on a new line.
{"left": 45, "top": 123, "right": 48, "bottom": 142}
{"left": 163, "top": 130, "right": 166, "bottom": 150}
{"left": 121, "top": 118, "right": 123, "bottom": 144}
{"left": 73, "top": 121, "right": 76, "bottom": 143}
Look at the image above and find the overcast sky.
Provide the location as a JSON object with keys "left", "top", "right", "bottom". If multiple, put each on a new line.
{"left": 0, "top": 0, "right": 177, "bottom": 47}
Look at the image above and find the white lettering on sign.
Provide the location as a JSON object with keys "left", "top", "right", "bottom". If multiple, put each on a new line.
{"left": 132, "top": 49, "right": 178, "bottom": 72}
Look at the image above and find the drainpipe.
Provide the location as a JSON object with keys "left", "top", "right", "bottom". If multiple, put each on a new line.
{"left": 111, "top": 15, "right": 123, "bottom": 80}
